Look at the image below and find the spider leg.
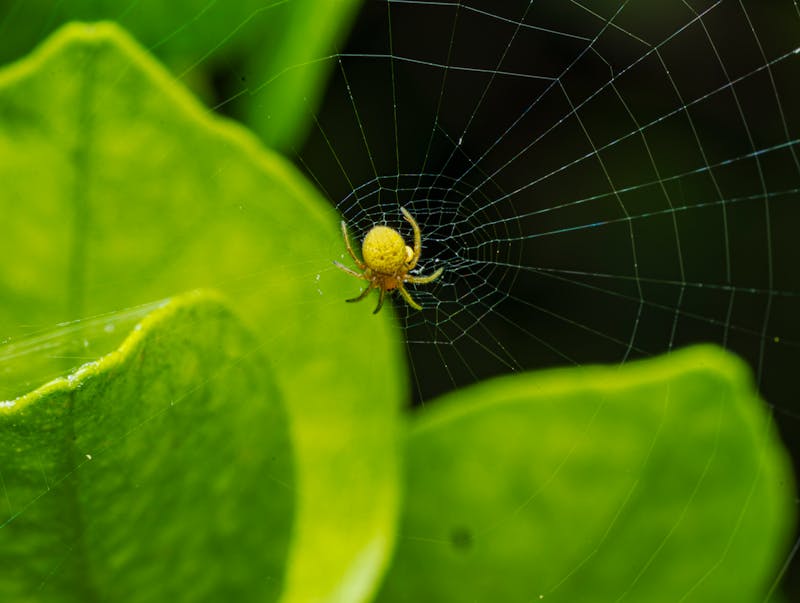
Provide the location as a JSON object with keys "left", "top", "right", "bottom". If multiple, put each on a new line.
{"left": 341, "top": 221, "right": 367, "bottom": 270}
{"left": 405, "top": 267, "right": 444, "bottom": 284}
{"left": 398, "top": 283, "right": 423, "bottom": 311}
{"left": 333, "top": 260, "right": 367, "bottom": 279}
{"left": 400, "top": 207, "right": 421, "bottom": 270}
{"left": 373, "top": 288, "right": 387, "bottom": 314}
{"left": 346, "top": 282, "right": 375, "bottom": 304}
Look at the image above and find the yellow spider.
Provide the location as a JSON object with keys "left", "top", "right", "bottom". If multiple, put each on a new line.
{"left": 334, "top": 207, "right": 444, "bottom": 314}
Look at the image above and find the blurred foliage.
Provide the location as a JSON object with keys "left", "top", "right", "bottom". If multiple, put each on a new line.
{"left": 379, "top": 346, "right": 796, "bottom": 602}
{"left": 0, "top": 23, "right": 403, "bottom": 603}
{"left": 0, "top": 0, "right": 363, "bottom": 150}
{"left": 0, "top": 16, "right": 796, "bottom": 603}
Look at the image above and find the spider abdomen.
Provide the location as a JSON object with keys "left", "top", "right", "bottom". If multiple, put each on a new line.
{"left": 362, "top": 225, "right": 408, "bottom": 275}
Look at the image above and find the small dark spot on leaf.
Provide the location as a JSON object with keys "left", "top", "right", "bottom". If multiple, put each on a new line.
{"left": 450, "top": 527, "right": 473, "bottom": 551}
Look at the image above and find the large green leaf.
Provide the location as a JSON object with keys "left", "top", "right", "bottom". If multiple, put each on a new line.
{"left": 0, "top": 22, "right": 403, "bottom": 603}
{"left": 0, "top": 0, "right": 362, "bottom": 149}
{"left": 0, "top": 291, "right": 294, "bottom": 602}
{"left": 377, "top": 345, "right": 795, "bottom": 602}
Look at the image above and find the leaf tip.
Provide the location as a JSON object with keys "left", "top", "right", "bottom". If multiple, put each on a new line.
{"left": 48, "top": 20, "right": 131, "bottom": 49}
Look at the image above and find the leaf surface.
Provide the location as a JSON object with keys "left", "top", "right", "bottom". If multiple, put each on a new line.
{"left": 377, "top": 345, "right": 796, "bottom": 603}
{"left": 0, "top": 291, "right": 294, "bottom": 603}
{"left": 0, "top": 23, "right": 402, "bottom": 603}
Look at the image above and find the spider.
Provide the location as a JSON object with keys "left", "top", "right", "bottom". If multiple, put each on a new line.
{"left": 333, "top": 207, "right": 444, "bottom": 314}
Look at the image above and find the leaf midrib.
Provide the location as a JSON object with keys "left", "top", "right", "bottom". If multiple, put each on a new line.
{"left": 66, "top": 41, "right": 97, "bottom": 323}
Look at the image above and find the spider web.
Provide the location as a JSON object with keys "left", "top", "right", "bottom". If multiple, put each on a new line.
{"left": 1, "top": 0, "right": 799, "bottom": 599}
{"left": 295, "top": 1, "right": 800, "bottom": 596}
{"left": 300, "top": 0, "right": 800, "bottom": 407}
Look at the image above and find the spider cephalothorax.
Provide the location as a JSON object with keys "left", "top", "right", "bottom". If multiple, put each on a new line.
{"left": 334, "top": 207, "right": 444, "bottom": 314}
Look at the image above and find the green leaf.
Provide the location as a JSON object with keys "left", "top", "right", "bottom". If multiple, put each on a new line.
{"left": 240, "top": 0, "right": 362, "bottom": 150}
{"left": 0, "top": 291, "right": 294, "bottom": 602}
{"left": 0, "top": 23, "right": 403, "bottom": 603}
{"left": 377, "top": 345, "right": 796, "bottom": 602}
{"left": 0, "top": 0, "right": 362, "bottom": 149}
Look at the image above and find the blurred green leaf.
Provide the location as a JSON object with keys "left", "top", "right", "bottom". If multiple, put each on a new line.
{"left": 377, "top": 345, "right": 796, "bottom": 602}
{"left": 241, "top": 0, "right": 361, "bottom": 152}
{"left": 0, "top": 291, "right": 294, "bottom": 602}
{"left": 0, "top": 22, "right": 403, "bottom": 603}
{"left": 0, "top": 0, "right": 362, "bottom": 149}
